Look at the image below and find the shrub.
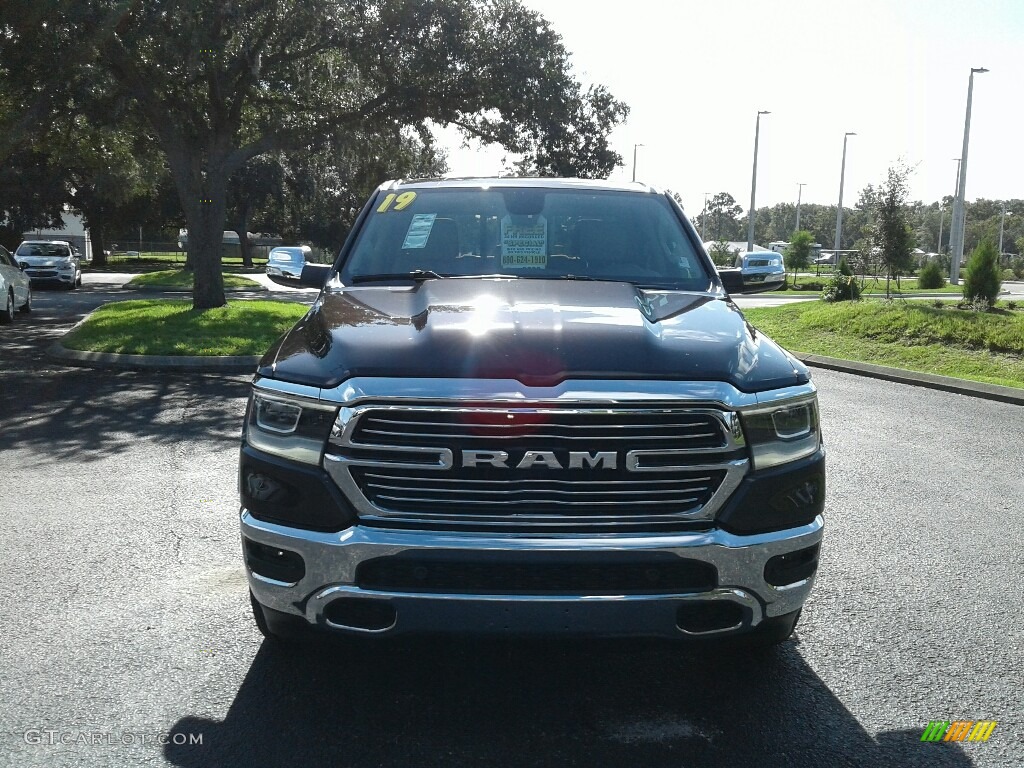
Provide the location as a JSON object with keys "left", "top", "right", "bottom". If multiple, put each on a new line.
{"left": 962, "top": 240, "right": 1001, "bottom": 309}
{"left": 822, "top": 273, "right": 861, "bottom": 302}
{"left": 1007, "top": 301, "right": 1018, "bottom": 311}
{"left": 1002, "top": 268, "right": 1017, "bottom": 282}
{"left": 918, "top": 261, "right": 946, "bottom": 289}
{"left": 931, "top": 299, "right": 945, "bottom": 309}
{"left": 838, "top": 256, "right": 854, "bottom": 277}
{"left": 792, "top": 281, "right": 824, "bottom": 292}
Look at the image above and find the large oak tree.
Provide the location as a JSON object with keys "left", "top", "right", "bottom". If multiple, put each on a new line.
{"left": 3, "top": 0, "right": 628, "bottom": 308}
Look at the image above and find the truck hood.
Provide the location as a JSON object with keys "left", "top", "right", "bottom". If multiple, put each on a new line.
{"left": 260, "top": 278, "right": 808, "bottom": 392}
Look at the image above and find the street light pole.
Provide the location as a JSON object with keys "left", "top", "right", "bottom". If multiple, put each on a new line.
{"left": 631, "top": 143, "right": 644, "bottom": 183}
{"left": 998, "top": 203, "right": 1011, "bottom": 263}
{"left": 702, "top": 192, "right": 711, "bottom": 242}
{"left": 746, "top": 110, "right": 770, "bottom": 252}
{"left": 834, "top": 132, "right": 856, "bottom": 256}
{"left": 949, "top": 67, "right": 988, "bottom": 285}
{"left": 795, "top": 183, "right": 806, "bottom": 232}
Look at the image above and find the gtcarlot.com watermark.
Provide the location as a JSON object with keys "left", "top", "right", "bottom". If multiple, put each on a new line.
{"left": 23, "top": 729, "right": 203, "bottom": 747}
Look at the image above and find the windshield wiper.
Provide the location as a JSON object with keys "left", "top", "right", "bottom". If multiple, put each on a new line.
{"left": 349, "top": 269, "right": 446, "bottom": 284}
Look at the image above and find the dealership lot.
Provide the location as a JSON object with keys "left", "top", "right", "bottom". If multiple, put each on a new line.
{"left": 0, "top": 283, "right": 1021, "bottom": 767}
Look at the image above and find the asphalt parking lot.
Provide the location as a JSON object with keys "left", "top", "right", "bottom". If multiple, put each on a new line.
{"left": 0, "top": 277, "right": 1021, "bottom": 767}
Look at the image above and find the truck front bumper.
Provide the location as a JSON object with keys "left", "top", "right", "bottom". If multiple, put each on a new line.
{"left": 241, "top": 512, "right": 823, "bottom": 640}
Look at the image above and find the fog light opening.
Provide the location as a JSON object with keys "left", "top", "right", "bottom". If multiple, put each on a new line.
{"left": 764, "top": 543, "right": 820, "bottom": 587}
{"left": 323, "top": 598, "right": 397, "bottom": 633}
{"left": 244, "top": 538, "right": 306, "bottom": 584}
{"left": 676, "top": 601, "right": 745, "bottom": 634}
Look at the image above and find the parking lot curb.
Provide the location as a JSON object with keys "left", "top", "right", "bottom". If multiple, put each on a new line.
{"left": 796, "top": 353, "right": 1024, "bottom": 406}
{"left": 47, "top": 342, "right": 259, "bottom": 374}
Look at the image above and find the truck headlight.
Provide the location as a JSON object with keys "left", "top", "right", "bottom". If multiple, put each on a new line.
{"left": 740, "top": 396, "right": 821, "bottom": 470}
{"left": 58, "top": 261, "right": 75, "bottom": 271}
{"left": 245, "top": 392, "right": 337, "bottom": 464}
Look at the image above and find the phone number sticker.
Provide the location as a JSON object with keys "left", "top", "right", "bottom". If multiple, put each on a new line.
{"left": 500, "top": 215, "right": 547, "bottom": 269}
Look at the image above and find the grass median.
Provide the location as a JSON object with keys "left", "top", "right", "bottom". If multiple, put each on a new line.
{"left": 742, "top": 299, "right": 1024, "bottom": 389}
{"left": 763, "top": 278, "right": 963, "bottom": 297}
{"left": 126, "top": 269, "right": 263, "bottom": 289}
{"left": 61, "top": 299, "right": 309, "bottom": 356}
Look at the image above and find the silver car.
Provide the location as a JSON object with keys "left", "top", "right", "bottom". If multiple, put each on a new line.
{"left": 14, "top": 240, "right": 82, "bottom": 289}
{"left": 266, "top": 245, "right": 313, "bottom": 280}
{"left": 0, "top": 244, "right": 32, "bottom": 322}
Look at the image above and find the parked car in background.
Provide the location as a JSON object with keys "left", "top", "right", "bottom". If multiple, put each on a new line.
{"left": 0, "top": 244, "right": 32, "bottom": 322}
{"left": 14, "top": 240, "right": 82, "bottom": 289}
{"left": 266, "top": 245, "right": 314, "bottom": 280}
{"left": 731, "top": 251, "right": 785, "bottom": 286}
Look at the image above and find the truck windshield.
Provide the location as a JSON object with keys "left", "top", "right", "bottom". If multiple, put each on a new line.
{"left": 341, "top": 188, "right": 711, "bottom": 290}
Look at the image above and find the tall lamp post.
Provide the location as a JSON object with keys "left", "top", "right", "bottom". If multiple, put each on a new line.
{"left": 746, "top": 111, "right": 770, "bottom": 252}
{"left": 795, "top": 182, "right": 806, "bottom": 232}
{"left": 998, "top": 203, "right": 1012, "bottom": 265}
{"left": 631, "top": 143, "right": 644, "bottom": 183}
{"left": 940, "top": 158, "right": 961, "bottom": 254}
{"left": 834, "top": 132, "right": 856, "bottom": 256}
{"left": 701, "top": 192, "right": 711, "bottom": 242}
{"left": 949, "top": 67, "right": 988, "bottom": 285}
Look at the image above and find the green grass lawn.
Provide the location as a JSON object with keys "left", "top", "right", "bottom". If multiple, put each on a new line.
{"left": 126, "top": 269, "right": 262, "bottom": 290}
{"left": 89, "top": 253, "right": 268, "bottom": 272}
{"left": 742, "top": 299, "right": 1024, "bottom": 389}
{"left": 61, "top": 299, "right": 309, "bottom": 356}
{"left": 764, "top": 277, "right": 962, "bottom": 296}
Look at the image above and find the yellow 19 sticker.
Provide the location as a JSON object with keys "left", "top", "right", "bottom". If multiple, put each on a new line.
{"left": 376, "top": 191, "right": 417, "bottom": 213}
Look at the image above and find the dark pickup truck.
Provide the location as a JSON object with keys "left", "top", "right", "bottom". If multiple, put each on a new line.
{"left": 240, "top": 178, "right": 824, "bottom": 646}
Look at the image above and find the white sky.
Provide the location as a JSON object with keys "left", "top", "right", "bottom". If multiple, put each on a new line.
{"left": 437, "top": 0, "right": 1024, "bottom": 215}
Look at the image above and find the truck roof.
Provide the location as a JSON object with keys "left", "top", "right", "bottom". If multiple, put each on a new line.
{"left": 383, "top": 177, "right": 661, "bottom": 194}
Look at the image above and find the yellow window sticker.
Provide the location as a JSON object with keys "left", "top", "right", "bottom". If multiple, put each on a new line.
{"left": 402, "top": 214, "right": 436, "bottom": 249}
{"left": 500, "top": 215, "right": 547, "bottom": 269}
{"left": 377, "top": 191, "right": 417, "bottom": 213}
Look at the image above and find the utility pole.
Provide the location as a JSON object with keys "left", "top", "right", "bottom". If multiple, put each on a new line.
{"left": 795, "top": 183, "right": 806, "bottom": 232}
{"left": 632, "top": 143, "right": 644, "bottom": 183}
{"left": 746, "top": 110, "right": 770, "bottom": 252}
{"left": 949, "top": 67, "right": 989, "bottom": 285}
{"left": 834, "top": 132, "right": 856, "bottom": 255}
{"left": 701, "top": 192, "right": 710, "bottom": 242}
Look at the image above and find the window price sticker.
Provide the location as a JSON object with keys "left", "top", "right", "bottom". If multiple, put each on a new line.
{"left": 500, "top": 215, "right": 547, "bottom": 269}
{"left": 402, "top": 213, "right": 436, "bottom": 249}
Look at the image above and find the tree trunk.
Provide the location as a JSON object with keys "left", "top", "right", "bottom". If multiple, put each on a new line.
{"left": 183, "top": 182, "right": 228, "bottom": 310}
{"left": 235, "top": 203, "right": 252, "bottom": 268}
{"left": 239, "top": 229, "right": 253, "bottom": 268}
{"left": 91, "top": 223, "right": 108, "bottom": 267}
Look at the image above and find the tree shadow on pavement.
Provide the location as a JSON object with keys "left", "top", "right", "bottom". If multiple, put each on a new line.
{"left": 163, "top": 634, "right": 975, "bottom": 768}
{"left": 0, "top": 368, "right": 249, "bottom": 464}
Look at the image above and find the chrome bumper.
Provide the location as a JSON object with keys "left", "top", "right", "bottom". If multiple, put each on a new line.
{"left": 242, "top": 512, "right": 823, "bottom": 639}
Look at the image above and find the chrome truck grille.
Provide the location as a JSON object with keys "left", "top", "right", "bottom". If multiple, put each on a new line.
{"left": 324, "top": 406, "right": 749, "bottom": 530}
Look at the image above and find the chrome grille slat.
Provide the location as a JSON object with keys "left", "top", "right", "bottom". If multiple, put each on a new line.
{"left": 375, "top": 494, "right": 704, "bottom": 507}
{"left": 362, "top": 418, "right": 718, "bottom": 430}
{"left": 360, "top": 428, "right": 720, "bottom": 441}
{"left": 362, "top": 472, "right": 713, "bottom": 487}
{"left": 366, "top": 482, "right": 710, "bottom": 497}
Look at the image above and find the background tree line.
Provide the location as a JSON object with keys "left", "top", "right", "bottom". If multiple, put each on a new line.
{"left": 692, "top": 191, "right": 1024, "bottom": 262}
